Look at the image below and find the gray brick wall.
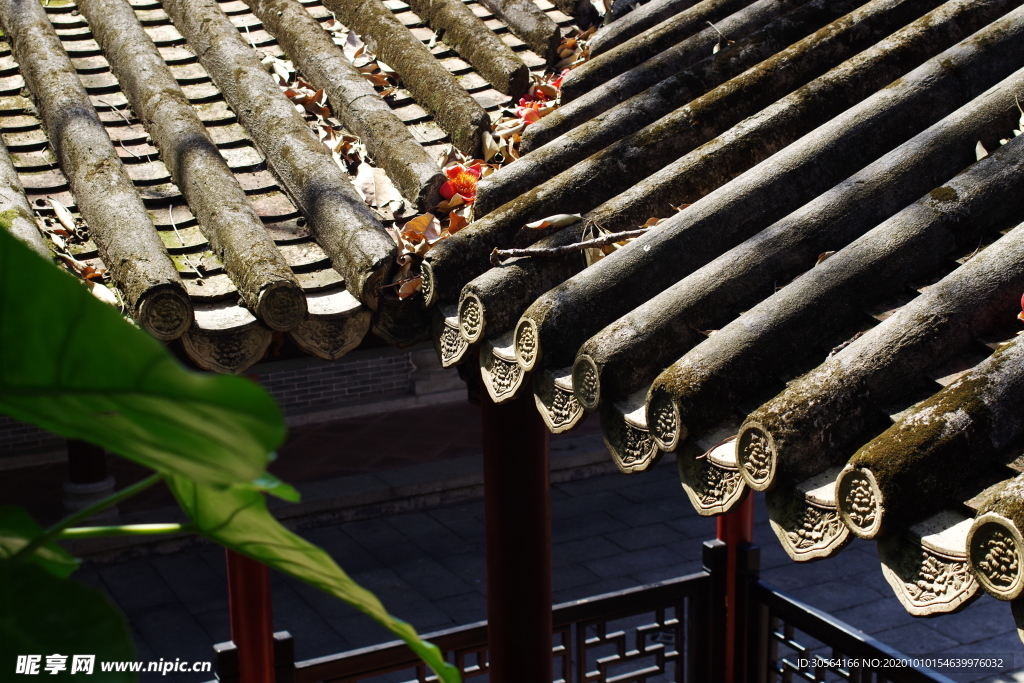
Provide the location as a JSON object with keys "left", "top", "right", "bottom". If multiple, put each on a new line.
{"left": 255, "top": 351, "right": 416, "bottom": 415}
{"left": 0, "top": 348, "right": 423, "bottom": 460}
{"left": 0, "top": 415, "right": 63, "bottom": 457}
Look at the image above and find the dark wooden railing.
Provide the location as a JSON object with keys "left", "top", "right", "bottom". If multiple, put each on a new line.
{"left": 751, "top": 580, "right": 959, "bottom": 683}
{"left": 213, "top": 542, "right": 963, "bottom": 683}
{"left": 282, "top": 568, "right": 713, "bottom": 683}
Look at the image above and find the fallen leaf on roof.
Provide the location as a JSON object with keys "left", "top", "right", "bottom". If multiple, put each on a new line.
{"left": 365, "top": 23, "right": 599, "bottom": 303}
{"left": 47, "top": 198, "right": 76, "bottom": 235}
{"left": 526, "top": 213, "right": 582, "bottom": 230}
{"left": 353, "top": 161, "right": 376, "bottom": 204}
{"left": 342, "top": 30, "right": 365, "bottom": 62}
{"left": 396, "top": 275, "right": 423, "bottom": 299}
{"left": 365, "top": 73, "right": 391, "bottom": 88}
{"left": 372, "top": 167, "right": 403, "bottom": 210}
{"left": 89, "top": 280, "right": 119, "bottom": 306}
{"left": 272, "top": 60, "right": 292, "bottom": 85}
{"left": 402, "top": 213, "right": 442, "bottom": 243}
{"left": 447, "top": 212, "right": 468, "bottom": 235}
{"left": 482, "top": 132, "right": 501, "bottom": 162}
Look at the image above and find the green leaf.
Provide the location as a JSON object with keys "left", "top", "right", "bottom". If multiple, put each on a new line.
{"left": 0, "top": 506, "right": 79, "bottom": 578}
{"left": 166, "top": 475, "right": 462, "bottom": 683}
{"left": 0, "top": 560, "right": 136, "bottom": 681}
{"left": 0, "top": 227, "right": 286, "bottom": 490}
{"left": 251, "top": 470, "right": 301, "bottom": 503}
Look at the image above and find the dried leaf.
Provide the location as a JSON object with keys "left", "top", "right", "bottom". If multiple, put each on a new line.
{"left": 397, "top": 276, "right": 422, "bottom": 299}
{"left": 56, "top": 253, "right": 107, "bottom": 285}
{"left": 47, "top": 198, "right": 77, "bottom": 234}
{"left": 372, "top": 168, "right": 402, "bottom": 209}
{"left": 400, "top": 230, "right": 423, "bottom": 244}
{"left": 343, "top": 30, "right": 365, "bottom": 62}
{"left": 331, "top": 149, "right": 346, "bottom": 172}
{"left": 289, "top": 88, "right": 331, "bottom": 118}
{"left": 352, "top": 162, "right": 376, "bottom": 205}
{"left": 584, "top": 245, "right": 606, "bottom": 267}
{"left": 447, "top": 212, "right": 468, "bottom": 235}
{"left": 525, "top": 213, "right": 582, "bottom": 230}
{"left": 482, "top": 133, "right": 500, "bottom": 162}
{"left": 385, "top": 225, "right": 403, "bottom": 249}
{"left": 366, "top": 73, "right": 393, "bottom": 88}
{"left": 435, "top": 144, "right": 465, "bottom": 170}
{"left": 495, "top": 121, "right": 525, "bottom": 139}
{"left": 435, "top": 194, "right": 465, "bottom": 212}
{"left": 815, "top": 251, "right": 836, "bottom": 266}
{"left": 405, "top": 236, "right": 431, "bottom": 257}
{"left": 89, "top": 281, "right": 119, "bottom": 306}
{"left": 272, "top": 60, "right": 291, "bottom": 85}
{"left": 532, "top": 84, "right": 558, "bottom": 99}
{"left": 402, "top": 214, "right": 442, "bottom": 243}
{"left": 976, "top": 141, "right": 988, "bottom": 160}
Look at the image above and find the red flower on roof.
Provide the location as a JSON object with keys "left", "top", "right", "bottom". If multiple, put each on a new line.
{"left": 440, "top": 164, "right": 482, "bottom": 203}
{"left": 514, "top": 70, "right": 568, "bottom": 125}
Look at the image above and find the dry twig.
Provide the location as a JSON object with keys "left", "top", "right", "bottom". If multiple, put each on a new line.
{"left": 489, "top": 224, "right": 652, "bottom": 265}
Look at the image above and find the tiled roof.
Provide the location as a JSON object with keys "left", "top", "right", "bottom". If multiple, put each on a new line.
{"left": 0, "top": 0, "right": 570, "bottom": 369}
{"left": 424, "top": 0, "right": 1024, "bottom": 626}
{"left": 4, "top": 0, "right": 1024, "bottom": 638}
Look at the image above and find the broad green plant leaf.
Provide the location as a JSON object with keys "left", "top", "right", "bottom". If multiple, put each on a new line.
{"left": 165, "top": 475, "right": 462, "bottom": 683}
{"left": 0, "top": 560, "right": 135, "bottom": 681}
{"left": 0, "top": 506, "right": 79, "bottom": 578}
{"left": 0, "top": 227, "right": 285, "bottom": 490}
{"left": 252, "top": 470, "right": 301, "bottom": 504}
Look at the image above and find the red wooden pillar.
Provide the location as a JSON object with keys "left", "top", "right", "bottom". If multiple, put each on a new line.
{"left": 226, "top": 550, "right": 275, "bottom": 683}
{"left": 716, "top": 493, "right": 754, "bottom": 683}
{"left": 481, "top": 390, "right": 552, "bottom": 683}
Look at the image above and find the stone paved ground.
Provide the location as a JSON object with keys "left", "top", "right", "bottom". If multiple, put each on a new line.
{"left": 74, "top": 458, "right": 1022, "bottom": 683}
